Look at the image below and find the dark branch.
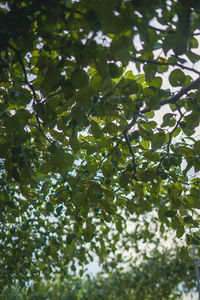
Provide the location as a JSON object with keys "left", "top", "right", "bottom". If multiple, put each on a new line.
{"left": 8, "top": 44, "right": 38, "bottom": 101}
{"left": 141, "top": 76, "right": 200, "bottom": 114}
{"left": 158, "top": 106, "right": 185, "bottom": 169}
{"left": 160, "top": 76, "right": 200, "bottom": 106}
{"left": 42, "top": 91, "right": 62, "bottom": 104}
{"left": 8, "top": 44, "right": 53, "bottom": 144}
{"left": 148, "top": 24, "right": 167, "bottom": 33}
{"left": 123, "top": 129, "right": 137, "bottom": 171}
{"left": 131, "top": 56, "right": 200, "bottom": 76}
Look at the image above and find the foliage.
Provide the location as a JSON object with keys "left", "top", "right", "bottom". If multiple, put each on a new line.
{"left": 1, "top": 0, "right": 200, "bottom": 288}
{"left": 0, "top": 249, "right": 197, "bottom": 300}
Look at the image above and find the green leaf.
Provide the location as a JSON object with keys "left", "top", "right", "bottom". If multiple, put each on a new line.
{"left": 46, "top": 202, "right": 54, "bottom": 213}
{"left": 89, "top": 74, "right": 103, "bottom": 92}
{"left": 61, "top": 79, "right": 75, "bottom": 98}
{"left": 148, "top": 77, "right": 162, "bottom": 88}
{"left": 183, "top": 216, "right": 193, "bottom": 224}
{"left": 66, "top": 233, "right": 77, "bottom": 245}
{"left": 0, "top": 142, "right": 11, "bottom": 158}
{"left": 103, "top": 121, "right": 118, "bottom": 135}
{"left": 162, "top": 113, "right": 175, "bottom": 127}
{"left": 127, "top": 201, "right": 135, "bottom": 213}
{"left": 109, "top": 63, "right": 123, "bottom": 78}
{"left": 70, "top": 69, "right": 89, "bottom": 89}
{"left": 187, "top": 50, "right": 200, "bottom": 63}
{"left": 9, "top": 88, "right": 32, "bottom": 105}
{"left": 192, "top": 233, "right": 200, "bottom": 246}
{"left": 5, "top": 110, "right": 31, "bottom": 133}
{"left": 0, "top": 190, "right": 9, "bottom": 203}
{"left": 165, "top": 210, "right": 177, "bottom": 218}
{"left": 169, "top": 69, "right": 186, "bottom": 87}
{"left": 151, "top": 132, "right": 166, "bottom": 150}
{"left": 110, "top": 33, "right": 131, "bottom": 58}
{"left": 102, "top": 162, "right": 114, "bottom": 178}
{"left": 139, "top": 169, "right": 156, "bottom": 183}
{"left": 163, "top": 32, "right": 187, "bottom": 56}
{"left": 140, "top": 140, "right": 150, "bottom": 150}
{"left": 193, "top": 140, "right": 200, "bottom": 154}
{"left": 44, "top": 66, "right": 61, "bottom": 88}
{"left": 56, "top": 205, "right": 63, "bottom": 216}
{"left": 83, "top": 230, "right": 95, "bottom": 243}
{"left": 90, "top": 120, "right": 103, "bottom": 138}
{"left": 176, "top": 225, "right": 184, "bottom": 238}
{"left": 119, "top": 173, "right": 130, "bottom": 188}
{"left": 179, "top": 246, "right": 188, "bottom": 261}
{"left": 86, "top": 162, "right": 98, "bottom": 176}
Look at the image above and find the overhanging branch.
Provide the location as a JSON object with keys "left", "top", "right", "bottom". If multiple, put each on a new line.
{"left": 131, "top": 56, "right": 200, "bottom": 76}
{"left": 141, "top": 76, "right": 200, "bottom": 114}
{"left": 160, "top": 76, "right": 200, "bottom": 106}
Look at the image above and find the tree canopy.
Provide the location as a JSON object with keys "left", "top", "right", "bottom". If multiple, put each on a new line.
{"left": 1, "top": 0, "right": 200, "bottom": 289}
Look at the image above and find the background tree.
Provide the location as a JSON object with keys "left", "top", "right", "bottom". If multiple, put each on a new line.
{"left": 0, "top": 248, "right": 197, "bottom": 299}
{"left": 0, "top": 0, "right": 200, "bottom": 289}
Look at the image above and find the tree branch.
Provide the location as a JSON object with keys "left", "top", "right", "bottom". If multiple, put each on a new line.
{"left": 160, "top": 76, "right": 200, "bottom": 106}
{"left": 148, "top": 24, "right": 167, "bottom": 33}
{"left": 131, "top": 56, "right": 200, "bottom": 76}
{"left": 158, "top": 106, "right": 185, "bottom": 169}
{"left": 123, "top": 128, "right": 137, "bottom": 171}
{"left": 8, "top": 44, "right": 53, "bottom": 144}
{"left": 8, "top": 44, "right": 38, "bottom": 101}
{"left": 141, "top": 76, "right": 200, "bottom": 114}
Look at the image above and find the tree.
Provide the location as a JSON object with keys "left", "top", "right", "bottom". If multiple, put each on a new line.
{"left": 0, "top": 248, "right": 198, "bottom": 299}
{"left": 1, "top": 0, "right": 200, "bottom": 288}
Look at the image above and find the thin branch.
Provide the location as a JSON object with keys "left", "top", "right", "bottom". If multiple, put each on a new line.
{"left": 158, "top": 106, "right": 185, "bottom": 169}
{"left": 159, "top": 76, "right": 200, "bottom": 106}
{"left": 35, "top": 115, "right": 53, "bottom": 144}
{"left": 148, "top": 24, "right": 167, "bottom": 33}
{"left": 42, "top": 91, "right": 62, "bottom": 104}
{"left": 175, "top": 63, "right": 200, "bottom": 75}
{"left": 131, "top": 56, "right": 200, "bottom": 76}
{"left": 8, "top": 44, "right": 38, "bottom": 101}
{"left": 66, "top": 7, "right": 84, "bottom": 16}
{"left": 123, "top": 128, "right": 137, "bottom": 171}
{"left": 8, "top": 44, "right": 53, "bottom": 144}
{"left": 141, "top": 76, "right": 200, "bottom": 114}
